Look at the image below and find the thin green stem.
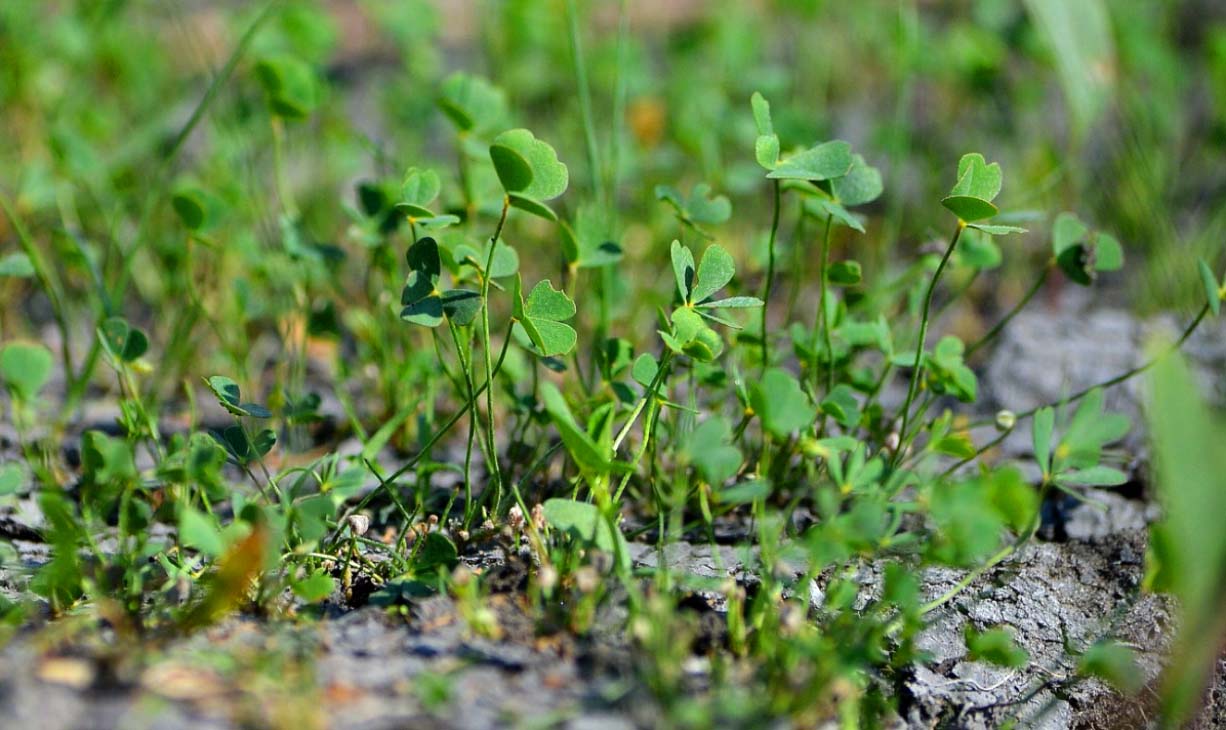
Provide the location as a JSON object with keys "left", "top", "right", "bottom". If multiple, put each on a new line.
{"left": 480, "top": 197, "right": 511, "bottom": 511}
{"left": 326, "top": 327, "right": 514, "bottom": 547}
{"left": 895, "top": 221, "right": 964, "bottom": 467}
{"left": 810, "top": 214, "right": 834, "bottom": 396}
{"left": 612, "top": 351, "right": 673, "bottom": 453}
{"left": 760, "top": 180, "right": 781, "bottom": 372}
{"left": 447, "top": 320, "right": 478, "bottom": 524}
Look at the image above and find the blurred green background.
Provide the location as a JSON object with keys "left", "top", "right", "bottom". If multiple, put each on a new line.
{"left": 3, "top": 0, "right": 1225, "bottom": 347}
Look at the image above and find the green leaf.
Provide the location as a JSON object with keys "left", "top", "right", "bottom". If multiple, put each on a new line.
{"left": 968, "top": 223, "right": 1028, "bottom": 236}
{"left": 750, "top": 91, "right": 774, "bottom": 136}
{"left": 807, "top": 198, "right": 864, "bottom": 233}
{"left": 829, "top": 153, "right": 883, "bottom": 207}
{"left": 718, "top": 478, "right": 772, "bottom": 505}
{"left": 1199, "top": 259, "right": 1221, "bottom": 316}
{"left": 695, "top": 296, "right": 763, "bottom": 310}
{"left": 966, "top": 626, "right": 1029, "bottom": 668}
{"left": 948, "top": 153, "right": 1002, "bottom": 203}
{"left": 437, "top": 73, "right": 508, "bottom": 134}
{"left": 750, "top": 92, "right": 779, "bottom": 170}
{"left": 956, "top": 229, "right": 1003, "bottom": 269}
{"left": 400, "top": 167, "right": 441, "bottom": 210}
{"left": 179, "top": 506, "right": 225, "bottom": 557}
{"left": 540, "top": 383, "right": 612, "bottom": 474}
{"left": 562, "top": 204, "right": 622, "bottom": 268}
{"left": 400, "top": 270, "right": 443, "bottom": 327}
{"left": 407, "top": 236, "right": 442, "bottom": 279}
{"left": 490, "top": 129, "right": 569, "bottom": 204}
{"left": 1058, "top": 466, "right": 1128, "bottom": 487}
{"left": 1056, "top": 243, "right": 1093, "bottom": 286}
{"left": 828, "top": 260, "right": 862, "bottom": 286}
{"left": 292, "top": 571, "right": 336, "bottom": 603}
{"left": 682, "top": 417, "right": 742, "bottom": 486}
{"left": 542, "top": 499, "right": 626, "bottom": 564}
{"left": 99, "top": 316, "right": 149, "bottom": 363}
{"left": 941, "top": 196, "right": 998, "bottom": 223}
{"left": 0, "top": 342, "right": 53, "bottom": 402}
{"left": 416, "top": 532, "right": 459, "bottom": 573}
{"left": 670, "top": 240, "right": 696, "bottom": 302}
{"left": 253, "top": 54, "right": 317, "bottom": 119}
{"left": 767, "top": 140, "right": 854, "bottom": 181}
{"left": 1093, "top": 232, "right": 1123, "bottom": 271}
{"left": 205, "top": 376, "right": 271, "bottom": 419}
{"left": 513, "top": 276, "right": 577, "bottom": 357}
{"left": 441, "top": 289, "right": 481, "bottom": 326}
{"left": 170, "top": 185, "right": 220, "bottom": 231}
{"left": 1052, "top": 212, "right": 1089, "bottom": 255}
{"left": 1033, "top": 407, "right": 1055, "bottom": 476}
{"left": 508, "top": 192, "right": 558, "bottom": 221}
{"left": 750, "top": 368, "right": 816, "bottom": 438}
{"left": 0, "top": 463, "right": 25, "bottom": 496}
{"left": 820, "top": 385, "right": 861, "bottom": 429}
{"left": 0, "top": 252, "right": 34, "bottom": 278}
{"left": 691, "top": 244, "right": 736, "bottom": 304}
{"left": 656, "top": 183, "right": 732, "bottom": 228}
{"left": 1077, "top": 641, "right": 1143, "bottom": 693}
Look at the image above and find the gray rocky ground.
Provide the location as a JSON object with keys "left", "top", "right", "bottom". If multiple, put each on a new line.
{"left": 1, "top": 305, "right": 1225, "bottom": 728}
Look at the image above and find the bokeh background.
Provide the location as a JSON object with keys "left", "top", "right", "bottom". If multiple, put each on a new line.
{"left": 3, "top": 0, "right": 1225, "bottom": 348}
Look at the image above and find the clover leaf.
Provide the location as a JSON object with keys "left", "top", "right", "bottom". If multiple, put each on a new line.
{"left": 1051, "top": 212, "right": 1124, "bottom": 285}
{"left": 401, "top": 237, "right": 481, "bottom": 327}
{"left": 394, "top": 167, "right": 448, "bottom": 222}
{"left": 941, "top": 153, "right": 1003, "bottom": 223}
{"left": 750, "top": 92, "right": 780, "bottom": 170}
{"left": 490, "top": 129, "right": 569, "bottom": 220}
{"left": 205, "top": 376, "right": 272, "bottom": 419}
{"left": 750, "top": 368, "right": 816, "bottom": 438}
{"left": 99, "top": 317, "right": 149, "bottom": 363}
{"left": 561, "top": 203, "right": 622, "bottom": 269}
{"left": 512, "top": 275, "right": 577, "bottom": 357}
{"left": 767, "top": 140, "right": 854, "bottom": 182}
{"left": 682, "top": 417, "right": 743, "bottom": 486}
{"left": 253, "top": 54, "right": 317, "bottom": 120}
{"left": 437, "top": 73, "right": 508, "bottom": 134}
{"left": 671, "top": 241, "right": 762, "bottom": 310}
{"left": 656, "top": 183, "right": 731, "bottom": 238}
{"left": 0, "top": 342, "right": 53, "bottom": 403}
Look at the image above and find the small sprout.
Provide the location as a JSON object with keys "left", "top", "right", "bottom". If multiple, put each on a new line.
{"left": 346, "top": 514, "right": 370, "bottom": 537}
{"left": 995, "top": 410, "right": 1017, "bottom": 432}
{"left": 508, "top": 504, "right": 525, "bottom": 532}
{"left": 451, "top": 563, "right": 474, "bottom": 587}
{"left": 574, "top": 566, "right": 599, "bottom": 593}
{"left": 536, "top": 563, "right": 558, "bottom": 591}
